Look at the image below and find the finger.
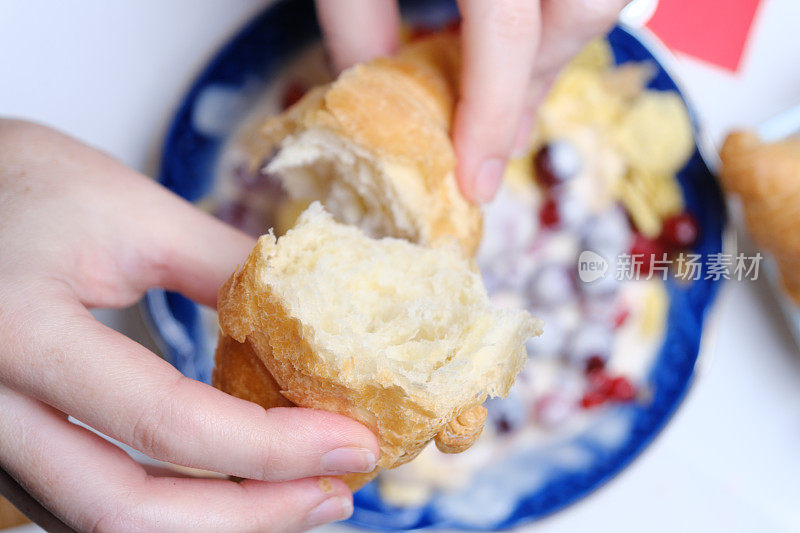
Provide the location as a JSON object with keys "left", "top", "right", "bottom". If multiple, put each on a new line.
{"left": 0, "top": 386, "right": 354, "bottom": 532}
{"left": 131, "top": 177, "right": 257, "bottom": 308}
{"left": 0, "top": 119, "right": 255, "bottom": 309}
{"left": 453, "top": 0, "right": 542, "bottom": 203}
{"left": 315, "top": 0, "right": 401, "bottom": 72}
{"left": 511, "top": 73, "right": 557, "bottom": 156}
{"left": 534, "top": 0, "right": 628, "bottom": 77}
{"left": 1, "top": 292, "right": 379, "bottom": 482}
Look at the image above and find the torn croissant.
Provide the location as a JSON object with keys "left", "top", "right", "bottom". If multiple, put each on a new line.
{"left": 720, "top": 131, "right": 800, "bottom": 304}
{"left": 241, "top": 32, "right": 482, "bottom": 256}
{"left": 213, "top": 204, "right": 542, "bottom": 490}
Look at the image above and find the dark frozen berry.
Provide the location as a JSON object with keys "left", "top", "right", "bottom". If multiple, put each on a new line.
{"left": 534, "top": 141, "right": 582, "bottom": 188}
{"left": 660, "top": 212, "right": 700, "bottom": 250}
{"left": 539, "top": 198, "right": 560, "bottom": 228}
{"left": 629, "top": 234, "right": 666, "bottom": 277}
{"left": 585, "top": 355, "right": 606, "bottom": 375}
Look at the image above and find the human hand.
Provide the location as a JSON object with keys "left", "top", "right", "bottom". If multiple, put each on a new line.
{"left": 0, "top": 120, "right": 379, "bottom": 532}
{"left": 315, "top": 0, "right": 628, "bottom": 203}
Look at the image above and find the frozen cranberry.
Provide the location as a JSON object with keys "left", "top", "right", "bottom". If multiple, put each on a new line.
{"left": 281, "top": 80, "right": 307, "bottom": 110}
{"left": 497, "top": 417, "right": 513, "bottom": 434}
{"left": 585, "top": 355, "right": 606, "bottom": 375}
{"left": 660, "top": 212, "right": 700, "bottom": 250}
{"left": 629, "top": 234, "right": 666, "bottom": 277}
{"left": 580, "top": 391, "right": 606, "bottom": 409}
{"left": 539, "top": 198, "right": 560, "bottom": 228}
{"left": 609, "top": 376, "right": 636, "bottom": 402}
{"left": 566, "top": 323, "right": 611, "bottom": 368}
{"left": 613, "top": 307, "right": 630, "bottom": 329}
{"left": 485, "top": 396, "right": 526, "bottom": 434}
{"left": 588, "top": 370, "right": 614, "bottom": 397}
{"left": 534, "top": 140, "right": 582, "bottom": 188}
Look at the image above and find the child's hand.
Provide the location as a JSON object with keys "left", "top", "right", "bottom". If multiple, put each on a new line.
{"left": 315, "top": 0, "right": 628, "bottom": 203}
{"left": 0, "top": 120, "right": 378, "bottom": 532}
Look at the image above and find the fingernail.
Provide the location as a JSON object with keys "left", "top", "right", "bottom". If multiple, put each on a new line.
{"left": 321, "top": 447, "right": 376, "bottom": 474}
{"left": 473, "top": 158, "right": 504, "bottom": 203}
{"left": 306, "top": 496, "right": 353, "bottom": 526}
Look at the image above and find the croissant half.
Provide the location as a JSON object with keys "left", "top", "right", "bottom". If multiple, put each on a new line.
{"left": 213, "top": 204, "right": 541, "bottom": 490}
{"left": 241, "top": 33, "right": 482, "bottom": 257}
{"left": 720, "top": 132, "right": 800, "bottom": 304}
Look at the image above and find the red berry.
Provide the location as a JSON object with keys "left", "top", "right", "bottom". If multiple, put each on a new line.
{"left": 588, "top": 370, "right": 614, "bottom": 397}
{"left": 613, "top": 308, "right": 630, "bottom": 329}
{"left": 660, "top": 212, "right": 700, "bottom": 250}
{"left": 281, "top": 80, "right": 307, "bottom": 110}
{"left": 629, "top": 234, "right": 666, "bottom": 277}
{"left": 534, "top": 141, "right": 581, "bottom": 188}
{"left": 580, "top": 391, "right": 606, "bottom": 409}
{"left": 539, "top": 198, "right": 560, "bottom": 228}
{"left": 496, "top": 417, "right": 513, "bottom": 434}
{"left": 609, "top": 376, "right": 636, "bottom": 402}
{"left": 585, "top": 355, "right": 606, "bottom": 375}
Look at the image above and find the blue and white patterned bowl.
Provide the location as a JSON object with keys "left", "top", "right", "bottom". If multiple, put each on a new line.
{"left": 143, "top": 0, "right": 727, "bottom": 529}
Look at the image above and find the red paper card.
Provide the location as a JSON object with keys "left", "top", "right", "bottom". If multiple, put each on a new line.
{"left": 646, "top": 0, "right": 764, "bottom": 72}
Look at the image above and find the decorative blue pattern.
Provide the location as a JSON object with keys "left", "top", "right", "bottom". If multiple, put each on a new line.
{"left": 143, "top": 0, "right": 726, "bottom": 529}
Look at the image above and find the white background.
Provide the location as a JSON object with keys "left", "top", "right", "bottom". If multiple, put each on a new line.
{"left": 1, "top": 1, "right": 799, "bottom": 532}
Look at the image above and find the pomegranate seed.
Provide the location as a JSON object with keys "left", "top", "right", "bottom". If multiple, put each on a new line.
{"left": 629, "top": 234, "right": 666, "bottom": 277}
{"left": 580, "top": 391, "right": 606, "bottom": 409}
{"left": 609, "top": 376, "right": 636, "bottom": 402}
{"left": 281, "top": 80, "right": 307, "bottom": 110}
{"left": 660, "top": 212, "right": 700, "bottom": 250}
{"left": 539, "top": 198, "right": 560, "bottom": 228}
{"left": 585, "top": 355, "right": 606, "bottom": 375}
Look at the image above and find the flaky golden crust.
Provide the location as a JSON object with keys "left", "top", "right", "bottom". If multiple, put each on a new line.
{"left": 215, "top": 237, "right": 493, "bottom": 489}
{"left": 212, "top": 334, "right": 376, "bottom": 490}
{"left": 246, "top": 33, "right": 482, "bottom": 256}
{"left": 434, "top": 405, "right": 487, "bottom": 454}
{"left": 720, "top": 132, "right": 800, "bottom": 304}
{"left": 212, "top": 334, "right": 293, "bottom": 409}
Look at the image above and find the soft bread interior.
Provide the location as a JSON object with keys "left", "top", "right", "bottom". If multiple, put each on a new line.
{"left": 250, "top": 33, "right": 483, "bottom": 256}
{"left": 249, "top": 203, "right": 541, "bottom": 414}
{"left": 267, "top": 128, "right": 429, "bottom": 244}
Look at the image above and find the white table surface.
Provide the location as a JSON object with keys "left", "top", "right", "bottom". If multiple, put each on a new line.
{"left": 2, "top": 1, "right": 800, "bottom": 532}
